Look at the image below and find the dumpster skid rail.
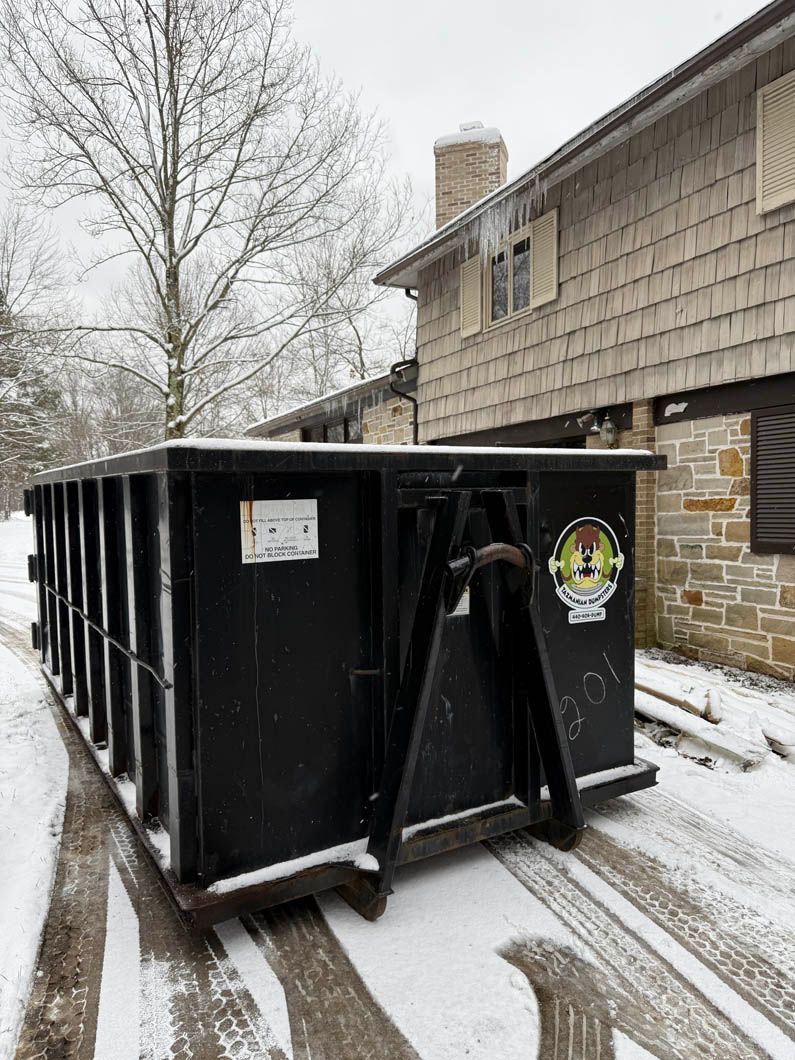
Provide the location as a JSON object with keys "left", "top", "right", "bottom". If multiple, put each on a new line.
{"left": 25, "top": 440, "right": 664, "bottom": 927}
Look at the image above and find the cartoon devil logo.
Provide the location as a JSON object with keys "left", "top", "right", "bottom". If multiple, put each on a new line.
{"left": 548, "top": 519, "right": 624, "bottom": 622}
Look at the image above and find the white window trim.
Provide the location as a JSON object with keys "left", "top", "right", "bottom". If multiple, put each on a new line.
{"left": 484, "top": 224, "right": 534, "bottom": 331}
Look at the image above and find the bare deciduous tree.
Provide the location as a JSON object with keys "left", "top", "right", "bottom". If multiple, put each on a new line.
{"left": 0, "top": 207, "right": 66, "bottom": 513}
{"left": 276, "top": 293, "right": 416, "bottom": 410}
{"left": 1, "top": 0, "right": 414, "bottom": 439}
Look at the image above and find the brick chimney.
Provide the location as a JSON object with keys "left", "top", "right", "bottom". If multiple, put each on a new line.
{"left": 434, "top": 121, "right": 508, "bottom": 229}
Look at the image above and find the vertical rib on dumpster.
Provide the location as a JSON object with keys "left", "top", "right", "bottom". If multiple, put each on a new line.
{"left": 377, "top": 470, "right": 401, "bottom": 782}
{"left": 123, "top": 475, "right": 159, "bottom": 820}
{"left": 33, "top": 485, "right": 49, "bottom": 666}
{"left": 42, "top": 484, "right": 60, "bottom": 677}
{"left": 79, "top": 479, "right": 108, "bottom": 745}
{"left": 65, "top": 480, "right": 89, "bottom": 717}
{"left": 363, "top": 491, "right": 471, "bottom": 909}
{"left": 157, "top": 471, "right": 197, "bottom": 882}
{"left": 98, "top": 477, "right": 130, "bottom": 776}
{"left": 53, "top": 483, "right": 74, "bottom": 697}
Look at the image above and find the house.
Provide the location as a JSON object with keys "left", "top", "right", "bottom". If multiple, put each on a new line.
{"left": 251, "top": 1, "right": 795, "bottom": 679}
{"left": 246, "top": 366, "right": 417, "bottom": 446}
{"left": 373, "top": 1, "right": 795, "bottom": 675}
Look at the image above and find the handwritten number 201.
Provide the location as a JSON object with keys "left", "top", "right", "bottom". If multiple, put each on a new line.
{"left": 558, "top": 660, "right": 614, "bottom": 741}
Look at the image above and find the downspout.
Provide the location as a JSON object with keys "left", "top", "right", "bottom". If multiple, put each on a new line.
{"left": 389, "top": 357, "right": 419, "bottom": 445}
{"left": 390, "top": 288, "right": 420, "bottom": 444}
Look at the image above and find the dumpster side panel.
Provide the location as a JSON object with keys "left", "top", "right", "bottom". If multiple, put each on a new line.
{"left": 123, "top": 474, "right": 160, "bottom": 820}
{"left": 41, "top": 484, "right": 60, "bottom": 677}
{"left": 190, "top": 472, "right": 376, "bottom": 883}
{"left": 64, "top": 481, "right": 88, "bottom": 716}
{"left": 52, "top": 483, "right": 74, "bottom": 697}
{"left": 157, "top": 470, "right": 198, "bottom": 880}
{"left": 537, "top": 471, "right": 636, "bottom": 777}
{"left": 32, "top": 485, "right": 49, "bottom": 667}
{"left": 78, "top": 479, "right": 108, "bottom": 745}
{"left": 98, "top": 476, "right": 133, "bottom": 778}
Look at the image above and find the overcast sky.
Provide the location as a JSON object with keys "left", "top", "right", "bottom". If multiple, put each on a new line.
{"left": 2, "top": 0, "right": 770, "bottom": 305}
{"left": 292, "top": 0, "right": 768, "bottom": 211}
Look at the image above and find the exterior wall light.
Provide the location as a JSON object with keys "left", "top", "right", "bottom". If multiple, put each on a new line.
{"left": 599, "top": 411, "right": 618, "bottom": 448}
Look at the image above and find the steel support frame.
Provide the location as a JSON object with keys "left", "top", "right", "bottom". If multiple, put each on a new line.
{"left": 339, "top": 486, "right": 585, "bottom": 920}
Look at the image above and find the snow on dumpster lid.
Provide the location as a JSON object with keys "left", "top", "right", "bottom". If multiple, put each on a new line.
{"left": 162, "top": 438, "right": 654, "bottom": 457}
{"left": 31, "top": 437, "right": 664, "bottom": 481}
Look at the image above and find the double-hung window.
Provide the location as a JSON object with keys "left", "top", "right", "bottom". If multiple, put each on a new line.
{"left": 459, "top": 208, "right": 558, "bottom": 338}
{"left": 487, "top": 229, "right": 531, "bottom": 326}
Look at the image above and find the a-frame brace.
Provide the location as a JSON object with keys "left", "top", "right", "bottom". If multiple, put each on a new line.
{"left": 337, "top": 488, "right": 585, "bottom": 921}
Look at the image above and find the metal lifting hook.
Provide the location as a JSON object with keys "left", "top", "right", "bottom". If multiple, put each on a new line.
{"left": 445, "top": 540, "right": 538, "bottom": 615}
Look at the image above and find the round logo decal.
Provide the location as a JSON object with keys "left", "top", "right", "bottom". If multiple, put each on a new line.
{"left": 547, "top": 518, "right": 624, "bottom": 625}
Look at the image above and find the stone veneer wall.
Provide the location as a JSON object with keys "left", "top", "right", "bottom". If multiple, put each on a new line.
{"left": 586, "top": 400, "right": 657, "bottom": 648}
{"left": 362, "top": 395, "right": 414, "bottom": 445}
{"left": 656, "top": 412, "right": 795, "bottom": 679}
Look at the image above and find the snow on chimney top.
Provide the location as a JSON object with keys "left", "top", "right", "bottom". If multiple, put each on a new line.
{"left": 433, "top": 122, "right": 508, "bottom": 228}
{"left": 434, "top": 122, "right": 503, "bottom": 149}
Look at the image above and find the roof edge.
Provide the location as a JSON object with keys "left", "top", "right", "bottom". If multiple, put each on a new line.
{"left": 376, "top": 0, "right": 795, "bottom": 289}
{"left": 245, "top": 371, "right": 395, "bottom": 436}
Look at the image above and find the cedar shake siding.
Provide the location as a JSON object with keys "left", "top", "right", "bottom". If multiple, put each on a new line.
{"left": 415, "top": 40, "right": 795, "bottom": 443}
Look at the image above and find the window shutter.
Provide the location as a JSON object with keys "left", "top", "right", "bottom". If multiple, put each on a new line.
{"left": 756, "top": 69, "right": 795, "bottom": 214}
{"left": 530, "top": 209, "right": 559, "bottom": 309}
{"left": 460, "top": 256, "right": 482, "bottom": 338}
{"left": 751, "top": 405, "right": 795, "bottom": 553}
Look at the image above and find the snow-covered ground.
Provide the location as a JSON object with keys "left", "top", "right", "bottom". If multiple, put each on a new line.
{"left": 0, "top": 516, "right": 68, "bottom": 1059}
{"left": 0, "top": 514, "right": 37, "bottom": 628}
{"left": 636, "top": 649, "right": 795, "bottom": 864}
{"left": 1, "top": 510, "right": 794, "bottom": 1060}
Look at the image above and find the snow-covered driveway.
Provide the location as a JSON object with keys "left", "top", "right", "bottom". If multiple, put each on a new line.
{"left": 1, "top": 513, "right": 794, "bottom": 1060}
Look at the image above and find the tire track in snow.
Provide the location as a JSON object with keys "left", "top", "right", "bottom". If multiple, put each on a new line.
{"left": 576, "top": 825, "right": 795, "bottom": 1039}
{"left": 13, "top": 691, "right": 110, "bottom": 1060}
{"left": 488, "top": 831, "right": 767, "bottom": 1060}
{"left": 595, "top": 789, "right": 795, "bottom": 915}
{"left": 501, "top": 940, "right": 618, "bottom": 1059}
{"left": 109, "top": 819, "right": 286, "bottom": 1060}
{"left": 249, "top": 898, "right": 422, "bottom": 1060}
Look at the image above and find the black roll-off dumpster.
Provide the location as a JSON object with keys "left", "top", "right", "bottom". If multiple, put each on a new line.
{"left": 26, "top": 440, "right": 664, "bottom": 926}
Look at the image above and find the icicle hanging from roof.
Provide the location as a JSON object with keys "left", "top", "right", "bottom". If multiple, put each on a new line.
{"left": 471, "top": 172, "right": 548, "bottom": 265}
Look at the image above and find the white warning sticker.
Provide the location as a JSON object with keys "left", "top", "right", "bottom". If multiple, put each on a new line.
{"left": 450, "top": 586, "right": 470, "bottom": 617}
{"left": 240, "top": 499, "right": 319, "bottom": 564}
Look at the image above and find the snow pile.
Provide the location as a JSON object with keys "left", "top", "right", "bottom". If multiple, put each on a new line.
{"left": 0, "top": 514, "right": 36, "bottom": 627}
{"left": 635, "top": 652, "right": 795, "bottom": 769}
{"left": 0, "top": 643, "right": 68, "bottom": 1058}
{"left": 632, "top": 726, "right": 795, "bottom": 867}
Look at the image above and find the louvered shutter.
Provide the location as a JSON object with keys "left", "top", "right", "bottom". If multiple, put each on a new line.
{"left": 756, "top": 69, "right": 795, "bottom": 214}
{"left": 460, "top": 256, "right": 482, "bottom": 338}
{"left": 751, "top": 405, "right": 795, "bottom": 553}
{"left": 530, "top": 209, "right": 559, "bottom": 309}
